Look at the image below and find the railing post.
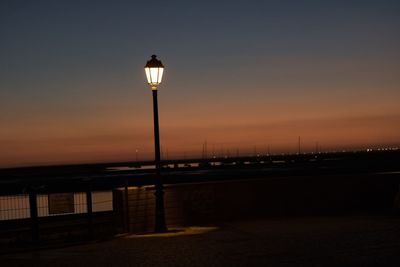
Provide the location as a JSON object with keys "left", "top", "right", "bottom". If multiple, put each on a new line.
{"left": 86, "top": 185, "right": 93, "bottom": 239}
{"left": 124, "top": 178, "right": 130, "bottom": 232}
{"left": 29, "top": 189, "right": 39, "bottom": 243}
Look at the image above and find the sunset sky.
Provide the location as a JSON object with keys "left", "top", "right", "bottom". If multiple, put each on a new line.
{"left": 1, "top": 0, "right": 399, "bottom": 167}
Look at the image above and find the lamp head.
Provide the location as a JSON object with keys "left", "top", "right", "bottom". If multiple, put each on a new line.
{"left": 145, "top": 55, "right": 164, "bottom": 90}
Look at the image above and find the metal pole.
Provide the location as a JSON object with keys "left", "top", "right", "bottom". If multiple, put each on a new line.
{"left": 29, "top": 189, "right": 39, "bottom": 243}
{"left": 298, "top": 136, "right": 301, "bottom": 154}
{"left": 124, "top": 178, "right": 130, "bottom": 232}
{"left": 152, "top": 90, "right": 167, "bottom": 232}
{"left": 86, "top": 185, "right": 93, "bottom": 239}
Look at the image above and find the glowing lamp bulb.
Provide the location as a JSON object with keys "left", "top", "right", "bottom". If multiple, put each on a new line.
{"left": 144, "top": 55, "right": 164, "bottom": 90}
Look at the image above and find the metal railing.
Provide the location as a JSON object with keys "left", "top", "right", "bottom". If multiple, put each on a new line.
{"left": 0, "top": 187, "right": 117, "bottom": 248}
{"left": 0, "top": 192, "right": 113, "bottom": 221}
{"left": 0, "top": 194, "right": 30, "bottom": 221}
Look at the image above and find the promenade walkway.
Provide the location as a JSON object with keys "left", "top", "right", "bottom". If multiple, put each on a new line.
{"left": 2, "top": 216, "right": 400, "bottom": 267}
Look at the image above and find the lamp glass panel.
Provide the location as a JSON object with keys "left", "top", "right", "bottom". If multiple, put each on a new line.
{"left": 144, "top": 68, "right": 151, "bottom": 83}
{"left": 150, "top": 68, "right": 159, "bottom": 84}
{"left": 157, "top": 68, "right": 164, "bottom": 83}
{"left": 145, "top": 68, "right": 151, "bottom": 84}
{"left": 145, "top": 67, "right": 164, "bottom": 86}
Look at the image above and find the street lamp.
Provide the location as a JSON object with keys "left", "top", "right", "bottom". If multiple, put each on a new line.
{"left": 144, "top": 55, "right": 167, "bottom": 232}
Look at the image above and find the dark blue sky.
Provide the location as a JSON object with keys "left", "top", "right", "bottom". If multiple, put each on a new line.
{"left": 1, "top": 0, "right": 399, "bottom": 166}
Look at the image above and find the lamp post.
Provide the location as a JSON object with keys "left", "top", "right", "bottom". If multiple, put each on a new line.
{"left": 144, "top": 55, "right": 167, "bottom": 232}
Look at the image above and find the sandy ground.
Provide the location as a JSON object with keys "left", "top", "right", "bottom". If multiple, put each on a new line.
{"left": 1, "top": 216, "right": 400, "bottom": 267}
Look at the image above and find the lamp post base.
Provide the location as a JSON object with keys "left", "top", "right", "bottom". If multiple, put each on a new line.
{"left": 154, "top": 184, "right": 167, "bottom": 233}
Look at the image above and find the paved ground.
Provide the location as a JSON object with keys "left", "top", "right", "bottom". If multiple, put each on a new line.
{"left": 2, "top": 216, "right": 400, "bottom": 267}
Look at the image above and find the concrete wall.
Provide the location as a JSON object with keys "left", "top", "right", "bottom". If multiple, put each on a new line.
{"left": 120, "top": 174, "right": 400, "bottom": 232}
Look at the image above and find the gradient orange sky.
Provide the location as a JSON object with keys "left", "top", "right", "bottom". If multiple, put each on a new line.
{"left": 1, "top": 1, "right": 399, "bottom": 167}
